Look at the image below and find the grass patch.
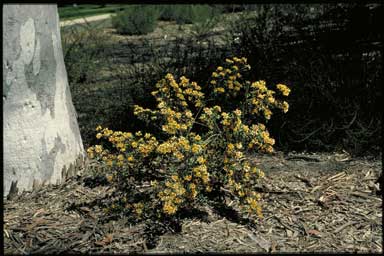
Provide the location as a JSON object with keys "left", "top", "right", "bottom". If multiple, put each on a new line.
{"left": 58, "top": 4, "right": 130, "bottom": 20}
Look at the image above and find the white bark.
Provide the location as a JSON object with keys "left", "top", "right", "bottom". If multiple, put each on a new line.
{"left": 3, "top": 4, "right": 85, "bottom": 197}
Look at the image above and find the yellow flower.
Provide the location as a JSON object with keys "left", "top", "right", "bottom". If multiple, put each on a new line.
{"left": 282, "top": 101, "right": 289, "bottom": 113}
{"left": 197, "top": 156, "right": 206, "bottom": 164}
{"left": 191, "top": 144, "right": 202, "bottom": 154}
{"left": 106, "top": 174, "right": 113, "bottom": 183}
{"left": 127, "top": 156, "right": 134, "bottom": 162}
{"left": 264, "top": 109, "right": 272, "bottom": 120}
{"left": 189, "top": 183, "right": 197, "bottom": 198}
{"left": 180, "top": 124, "right": 188, "bottom": 131}
{"left": 251, "top": 80, "right": 267, "bottom": 91}
{"left": 96, "top": 125, "right": 102, "bottom": 131}
{"left": 174, "top": 151, "right": 184, "bottom": 160}
{"left": 235, "top": 151, "right": 243, "bottom": 159}
{"left": 234, "top": 109, "right": 242, "bottom": 116}
{"left": 95, "top": 145, "right": 103, "bottom": 153}
{"left": 133, "top": 203, "right": 144, "bottom": 216}
{"left": 96, "top": 133, "right": 102, "bottom": 139}
{"left": 214, "top": 87, "right": 225, "bottom": 93}
{"left": 213, "top": 105, "right": 221, "bottom": 112}
{"left": 276, "top": 84, "right": 291, "bottom": 96}
{"left": 163, "top": 202, "right": 177, "bottom": 215}
{"left": 227, "top": 143, "right": 235, "bottom": 152}
{"left": 226, "top": 58, "right": 234, "bottom": 64}
{"left": 123, "top": 132, "right": 133, "bottom": 139}
{"left": 185, "top": 111, "right": 193, "bottom": 118}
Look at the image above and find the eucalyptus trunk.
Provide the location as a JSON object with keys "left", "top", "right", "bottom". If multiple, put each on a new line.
{"left": 3, "top": 4, "right": 85, "bottom": 197}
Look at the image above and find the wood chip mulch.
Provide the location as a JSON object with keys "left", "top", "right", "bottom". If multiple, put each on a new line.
{"left": 4, "top": 152, "right": 382, "bottom": 254}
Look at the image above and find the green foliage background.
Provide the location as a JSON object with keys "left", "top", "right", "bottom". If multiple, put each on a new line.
{"left": 61, "top": 3, "right": 382, "bottom": 156}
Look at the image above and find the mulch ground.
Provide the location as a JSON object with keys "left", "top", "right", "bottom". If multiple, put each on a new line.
{"left": 4, "top": 151, "right": 382, "bottom": 254}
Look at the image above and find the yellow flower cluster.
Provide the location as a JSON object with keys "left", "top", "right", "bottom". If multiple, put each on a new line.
{"left": 158, "top": 175, "right": 186, "bottom": 215}
{"left": 133, "top": 203, "right": 144, "bottom": 218}
{"left": 223, "top": 142, "right": 265, "bottom": 216}
{"left": 192, "top": 164, "right": 209, "bottom": 184}
{"left": 156, "top": 135, "right": 203, "bottom": 163}
{"left": 248, "top": 80, "right": 291, "bottom": 119}
{"left": 246, "top": 124, "right": 275, "bottom": 153}
{"left": 199, "top": 106, "right": 223, "bottom": 130}
{"left": 276, "top": 84, "right": 291, "bottom": 96}
{"left": 88, "top": 126, "right": 158, "bottom": 167}
{"left": 160, "top": 107, "right": 193, "bottom": 135}
{"left": 135, "top": 77, "right": 203, "bottom": 136}
{"left": 210, "top": 57, "right": 250, "bottom": 97}
{"left": 153, "top": 73, "right": 204, "bottom": 109}
{"left": 245, "top": 193, "right": 263, "bottom": 218}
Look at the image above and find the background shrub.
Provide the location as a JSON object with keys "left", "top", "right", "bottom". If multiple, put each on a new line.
{"left": 227, "top": 4, "right": 382, "bottom": 156}
{"left": 158, "top": 5, "right": 220, "bottom": 25}
{"left": 112, "top": 5, "right": 160, "bottom": 35}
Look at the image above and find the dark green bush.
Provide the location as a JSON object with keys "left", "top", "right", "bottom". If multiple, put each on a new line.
{"left": 112, "top": 5, "right": 160, "bottom": 35}
{"left": 227, "top": 4, "right": 382, "bottom": 156}
{"left": 158, "top": 5, "right": 219, "bottom": 25}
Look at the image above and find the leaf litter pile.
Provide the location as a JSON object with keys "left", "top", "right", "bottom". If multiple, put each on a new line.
{"left": 4, "top": 151, "right": 382, "bottom": 254}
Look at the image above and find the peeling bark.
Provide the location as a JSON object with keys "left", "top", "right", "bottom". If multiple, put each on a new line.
{"left": 3, "top": 4, "right": 85, "bottom": 197}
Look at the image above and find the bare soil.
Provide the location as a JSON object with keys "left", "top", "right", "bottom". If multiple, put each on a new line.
{"left": 4, "top": 151, "right": 382, "bottom": 254}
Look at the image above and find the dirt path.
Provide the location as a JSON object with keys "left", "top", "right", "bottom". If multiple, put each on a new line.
{"left": 60, "top": 13, "right": 112, "bottom": 27}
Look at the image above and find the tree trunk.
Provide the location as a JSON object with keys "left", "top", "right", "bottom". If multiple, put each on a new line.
{"left": 3, "top": 4, "right": 85, "bottom": 197}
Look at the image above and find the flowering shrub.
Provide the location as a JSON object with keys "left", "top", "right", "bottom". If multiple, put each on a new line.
{"left": 87, "top": 56, "right": 290, "bottom": 222}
